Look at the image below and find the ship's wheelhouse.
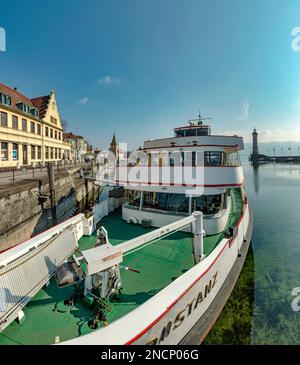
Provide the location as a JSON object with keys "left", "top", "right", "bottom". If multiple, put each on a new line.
{"left": 174, "top": 125, "right": 211, "bottom": 137}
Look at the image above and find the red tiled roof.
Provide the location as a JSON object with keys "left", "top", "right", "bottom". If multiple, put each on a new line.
{"left": 0, "top": 82, "right": 50, "bottom": 119}
{"left": 63, "top": 132, "right": 84, "bottom": 140}
{"left": 31, "top": 95, "right": 50, "bottom": 119}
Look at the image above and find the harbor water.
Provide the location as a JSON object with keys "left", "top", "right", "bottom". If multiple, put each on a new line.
{"left": 205, "top": 155, "right": 300, "bottom": 344}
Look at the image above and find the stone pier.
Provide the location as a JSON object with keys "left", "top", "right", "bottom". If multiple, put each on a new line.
{"left": 0, "top": 169, "right": 100, "bottom": 251}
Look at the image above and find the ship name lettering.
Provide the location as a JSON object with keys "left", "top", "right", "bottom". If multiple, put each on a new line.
{"left": 145, "top": 271, "right": 218, "bottom": 345}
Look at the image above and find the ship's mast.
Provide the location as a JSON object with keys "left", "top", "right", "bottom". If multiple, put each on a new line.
{"left": 188, "top": 111, "right": 212, "bottom": 126}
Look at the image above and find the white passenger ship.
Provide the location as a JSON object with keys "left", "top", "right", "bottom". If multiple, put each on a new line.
{"left": 0, "top": 115, "right": 252, "bottom": 345}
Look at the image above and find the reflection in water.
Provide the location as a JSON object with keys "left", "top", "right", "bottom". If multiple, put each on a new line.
{"left": 252, "top": 162, "right": 260, "bottom": 194}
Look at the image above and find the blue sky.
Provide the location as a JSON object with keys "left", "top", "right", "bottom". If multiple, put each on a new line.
{"left": 1, "top": 0, "right": 300, "bottom": 149}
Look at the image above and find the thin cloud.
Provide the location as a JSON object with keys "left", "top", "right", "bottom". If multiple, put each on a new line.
{"left": 78, "top": 97, "right": 89, "bottom": 105}
{"left": 235, "top": 99, "right": 250, "bottom": 121}
{"left": 98, "top": 75, "right": 120, "bottom": 86}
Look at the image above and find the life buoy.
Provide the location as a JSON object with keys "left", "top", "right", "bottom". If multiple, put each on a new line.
{"left": 127, "top": 217, "right": 138, "bottom": 224}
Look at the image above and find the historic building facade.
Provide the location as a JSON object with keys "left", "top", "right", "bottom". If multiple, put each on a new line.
{"left": 0, "top": 82, "right": 71, "bottom": 168}
{"left": 63, "top": 132, "right": 89, "bottom": 161}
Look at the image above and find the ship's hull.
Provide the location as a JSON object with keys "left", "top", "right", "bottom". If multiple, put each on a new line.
{"left": 63, "top": 202, "right": 252, "bottom": 345}
{"left": 180, "top": 208, "right": 253, "bottom": 344}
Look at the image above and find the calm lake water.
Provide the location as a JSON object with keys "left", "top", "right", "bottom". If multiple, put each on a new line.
{"left": 243, "top": 157, "right": 300, "bottom": 344}
{"left": 205, "top": 155, "right": 300, "bottom": 344}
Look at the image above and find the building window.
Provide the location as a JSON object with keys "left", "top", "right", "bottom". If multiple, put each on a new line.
{"left": 45, "top": 126, "right": 49, "bottom": 137}
{"left": 0, "top": 93, "right": 12, "bottom": 107}
{"left": 54, "top": 130, "right": 57, "bottom": 139}
{"left": 58, "top": 132, "right": 61, "bottom": 140}
{"left": 31, "top": 145, "right": 36, "bottom": 160}
{"left": 37, "top": 146, "right": 42, "bottom": 160}
{"left": 17, "top": 102, "right": 31, "bottom": 114}
{"left": 50, "top": 128, "right": 53, "bottom": 138}
{"left": 58, "top": 149, "right": 61, "bottom": 159}
{"left": 45, "top": 147, "right": 49, "bottom": 159}
{"left": 22, "top": 118, "right": 27, "bottom": 131}
{"left": 50, "top": 147, "right": 54, "bottom": 159}
{"left": 12, "top": 143, "right": 18, "bottom": 160}
{"left": 1, "top": 142, "right": 8, "bottom": 161}
{"left": 37, "top": 124, "right": 41, "bottom": 135}
{"left": 30, "top": 121, "right": 35, "bottom": 134}
{"left": 30, "top": 107, "right": 38, "bottom": 118}
{"left": 0, "top": 111, "right": 8, "bottom": 127}
{"left": 12, "top": 115, "right": 18, "bottom": 129}
{"left": 50, "top": 116, "right": 57, "bottom": 125}
{"left": 55, "top": 148, "right": 58, "bottom": 159}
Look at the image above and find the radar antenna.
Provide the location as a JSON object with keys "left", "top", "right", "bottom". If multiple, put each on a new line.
{"left": 188, "top": 111, "right": 212, "bottom": 126}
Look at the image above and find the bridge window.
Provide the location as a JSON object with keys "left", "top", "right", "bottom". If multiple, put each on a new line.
{"left": 197, "top": 127, "right": 210, "bottom": 136}
{"left": 185, "top": 129, "right": 197, "bottom": 137}
{"left": 175, "top": 129, "right": 185, "bottom": 137}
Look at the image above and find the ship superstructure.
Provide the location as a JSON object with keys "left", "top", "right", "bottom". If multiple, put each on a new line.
{"left": 121, "top": 115, "right": 244, "bottom": 235}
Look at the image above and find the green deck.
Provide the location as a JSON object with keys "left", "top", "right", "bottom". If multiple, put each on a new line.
{"left": 0, "top": 189, "right": 243, "bottom": 345}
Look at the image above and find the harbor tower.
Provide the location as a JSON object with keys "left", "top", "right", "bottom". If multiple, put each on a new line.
{"left": 252, "top": 128, "right": 259, "bottom": 160}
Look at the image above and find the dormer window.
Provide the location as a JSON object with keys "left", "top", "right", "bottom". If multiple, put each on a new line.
{"left": 0, "top": 93, "right": 12, "bottom": 107}
{"left": 16, "top": 102, "right": 31, "bottom": 114}
{"left": 30, "top": 107, "right": 39, "bottom": 118}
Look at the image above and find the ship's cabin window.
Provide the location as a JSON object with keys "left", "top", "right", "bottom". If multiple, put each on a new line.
{"left": 125, "top": 190, "right": 141, "bottom": 208}
{"left": 204, "top": 151, "right": 225, "bottom": 166}
{"left": 193, "top": 194, "right": 225, "bottom": 215}
{"left": 226, "top": 151, "right": 240, "bottom": 166}
{"left": 125, "top": 190, "right": 227, "bottom": 216}
{"left": 142, "top": 192, "right": 189, "bottom": 215}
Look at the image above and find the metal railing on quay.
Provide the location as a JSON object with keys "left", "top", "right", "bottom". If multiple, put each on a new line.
{"left": 0, "top": 160, "right": 90, "bottom": 183}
